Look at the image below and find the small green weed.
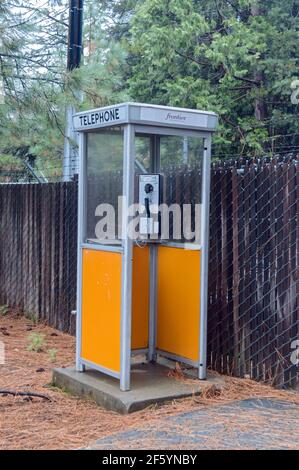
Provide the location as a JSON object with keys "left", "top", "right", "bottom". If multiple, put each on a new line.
{"left": 27, "top": 333, "right": 46, "bottom": 352}
{"left": 0, "top": 305, "right": 9, "bottom": 316}
{"left": 48, "top": 348, "right": 58, "bottom": 363}
{"left": 25, "top": 311, "right": 38, "bottom": 325}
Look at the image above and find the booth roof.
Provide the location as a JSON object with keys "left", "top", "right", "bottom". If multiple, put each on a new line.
{"left": 73, "top": 102, "right": 218, "bottom": 133}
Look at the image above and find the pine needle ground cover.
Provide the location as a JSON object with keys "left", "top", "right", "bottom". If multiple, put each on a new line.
{"left": 0, "top": 312, "right": 298, "bottom": 450}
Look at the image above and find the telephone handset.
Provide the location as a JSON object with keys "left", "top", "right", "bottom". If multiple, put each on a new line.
{"left": 139, "top": 174, "right": 162, "bottom": 236}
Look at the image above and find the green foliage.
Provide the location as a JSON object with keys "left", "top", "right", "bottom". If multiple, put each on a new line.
{"left": 0, "top": 305, "right": 9, "bottom": 316}
{"left": 127, "top": 0, "right": 299, "bottom": 157}
{"left": 0, "top": 1, "right": 129, "bottom": 178}
{"left": 0, "top": 0, "right": 298, "bottom": 164}
{"left": 25, "top": 311, "right": 38, "bottom": 325}
{"left": 27, "top": 333, "right": 46, "bottom": 353}
{"left": 48, "top": 348, "right": 58, "bottom": 363}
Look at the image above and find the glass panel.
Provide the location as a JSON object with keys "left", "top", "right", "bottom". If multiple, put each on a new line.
{"left": 135, "top": 135, "right": 151, "bottom": 174}
{"left": 159, "top": 135, "right": 204, "bottom": 243}
{"left": 134, "top": 135, "right": 151, "bottom": 212}
{"left": 85, "top": 127, "right": 123, "bottom": 245}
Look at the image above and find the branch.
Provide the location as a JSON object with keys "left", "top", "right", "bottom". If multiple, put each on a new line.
{"left": 0, "top": 53, "right": 56, "bottom": 69}
{"left": 174, "top": 49, "right": 208, "bottom": 66}
{"left": 6, "top": 3, "right": 69, "bottom": 28}
{"left": 226, "top": 0, "right": 242, "bottom": 16}
{"left": 0, "top": 390, "right": 51, "bottom": 401}
{"left": 222, "top": 115, "right": 246, "bottom": 143}
{"left": 233, "top": 75, "right": 260, "bottom": 86}
{"left": 228, "top": 85, "right": 252, "bottom": 91}
{"left": 8, "top": 75, "right": 63, "bottom": 85}
{"left": 214, "top": 0, "right": 226, "bottom": 21}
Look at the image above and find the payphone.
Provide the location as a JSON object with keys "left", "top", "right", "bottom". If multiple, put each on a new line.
{"left": 73, "top": 102, "right": 218, "bottom": 391}
{"left": 138, "top": 174, "right": 162, "bottom": 236}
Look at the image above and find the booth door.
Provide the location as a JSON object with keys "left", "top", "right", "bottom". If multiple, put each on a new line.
{"left": 80, "top": 128, "right": 124, "bottom": 376}
{"left": 155, "top": 134, "right": 204, "bottom": 365}
{"left": 156, "top": 246, "right": 201, "bottom": 364}
{"left": 81, "top": 248, "right": 122, "bottom": 373}
{"left": 80, "top": 128, "right": 151, "bottom": 376}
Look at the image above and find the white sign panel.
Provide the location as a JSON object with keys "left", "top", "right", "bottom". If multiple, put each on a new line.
{"left": 74, "top": 105, "right": 127, "bottom": 131}
{"left": 140, "top": 107, "right": 208, "bottom": 128}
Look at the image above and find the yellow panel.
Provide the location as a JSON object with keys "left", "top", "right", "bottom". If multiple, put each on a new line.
{"left": 81, "top": 249, "right": 122, "bottom": 373}
{"left": 157, "top": 247, "right": 201, "bottom": 362}
{"left": 131, "top": 245, "right": 150, "bottom": 350}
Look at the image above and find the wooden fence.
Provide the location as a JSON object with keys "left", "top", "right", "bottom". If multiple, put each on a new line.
{"left": 0, "top": 156, "right": 298, "bottom": 388}
{"left": 0, "top": 183, "right": 78, "bottom": 332}
{"left": 208, "top": 157, "right": 298, "bottom": 388}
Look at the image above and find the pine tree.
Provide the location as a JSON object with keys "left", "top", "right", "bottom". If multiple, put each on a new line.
{"left": 127, "top": 0, "right": 299, "bottom": 157}
{"left": 0, "top": 0, "right": 128, "bottom": 179}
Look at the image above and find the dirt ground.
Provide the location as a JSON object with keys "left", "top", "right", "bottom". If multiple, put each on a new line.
{"left": 1, "top": 311, "right": 298, "bottom": 450}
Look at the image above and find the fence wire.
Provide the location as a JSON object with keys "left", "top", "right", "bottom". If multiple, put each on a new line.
{"left": 208, "top": 155, "right": 298, "bottom": 389}
{"left": 0, "top": 182, "right": 78, "bottom": 333}
{"left": 0, "top": 155, "right": 298, "bottom": 388}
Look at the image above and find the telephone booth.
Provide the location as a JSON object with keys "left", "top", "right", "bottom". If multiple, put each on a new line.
{"left": 74, "top": 103, "right": 218, "bottom": 391}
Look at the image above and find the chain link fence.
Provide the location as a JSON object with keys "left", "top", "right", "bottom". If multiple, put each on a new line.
{"left": 0, "top": 155, "right": 298, "bottom": 388}
{"left": 0, "top": 182, "right": 78, "bottom": 333}
{"left": 208, "top": 155, "right": 298, "bottom": 389}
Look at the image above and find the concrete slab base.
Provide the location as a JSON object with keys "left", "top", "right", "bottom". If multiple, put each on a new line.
{"left": 52, "top": 363, "right": 220, "bottom": 414}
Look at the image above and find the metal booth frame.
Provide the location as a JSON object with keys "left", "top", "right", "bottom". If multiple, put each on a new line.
{"left": 74, "top": 103, "right": 218, "bottom": 391}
